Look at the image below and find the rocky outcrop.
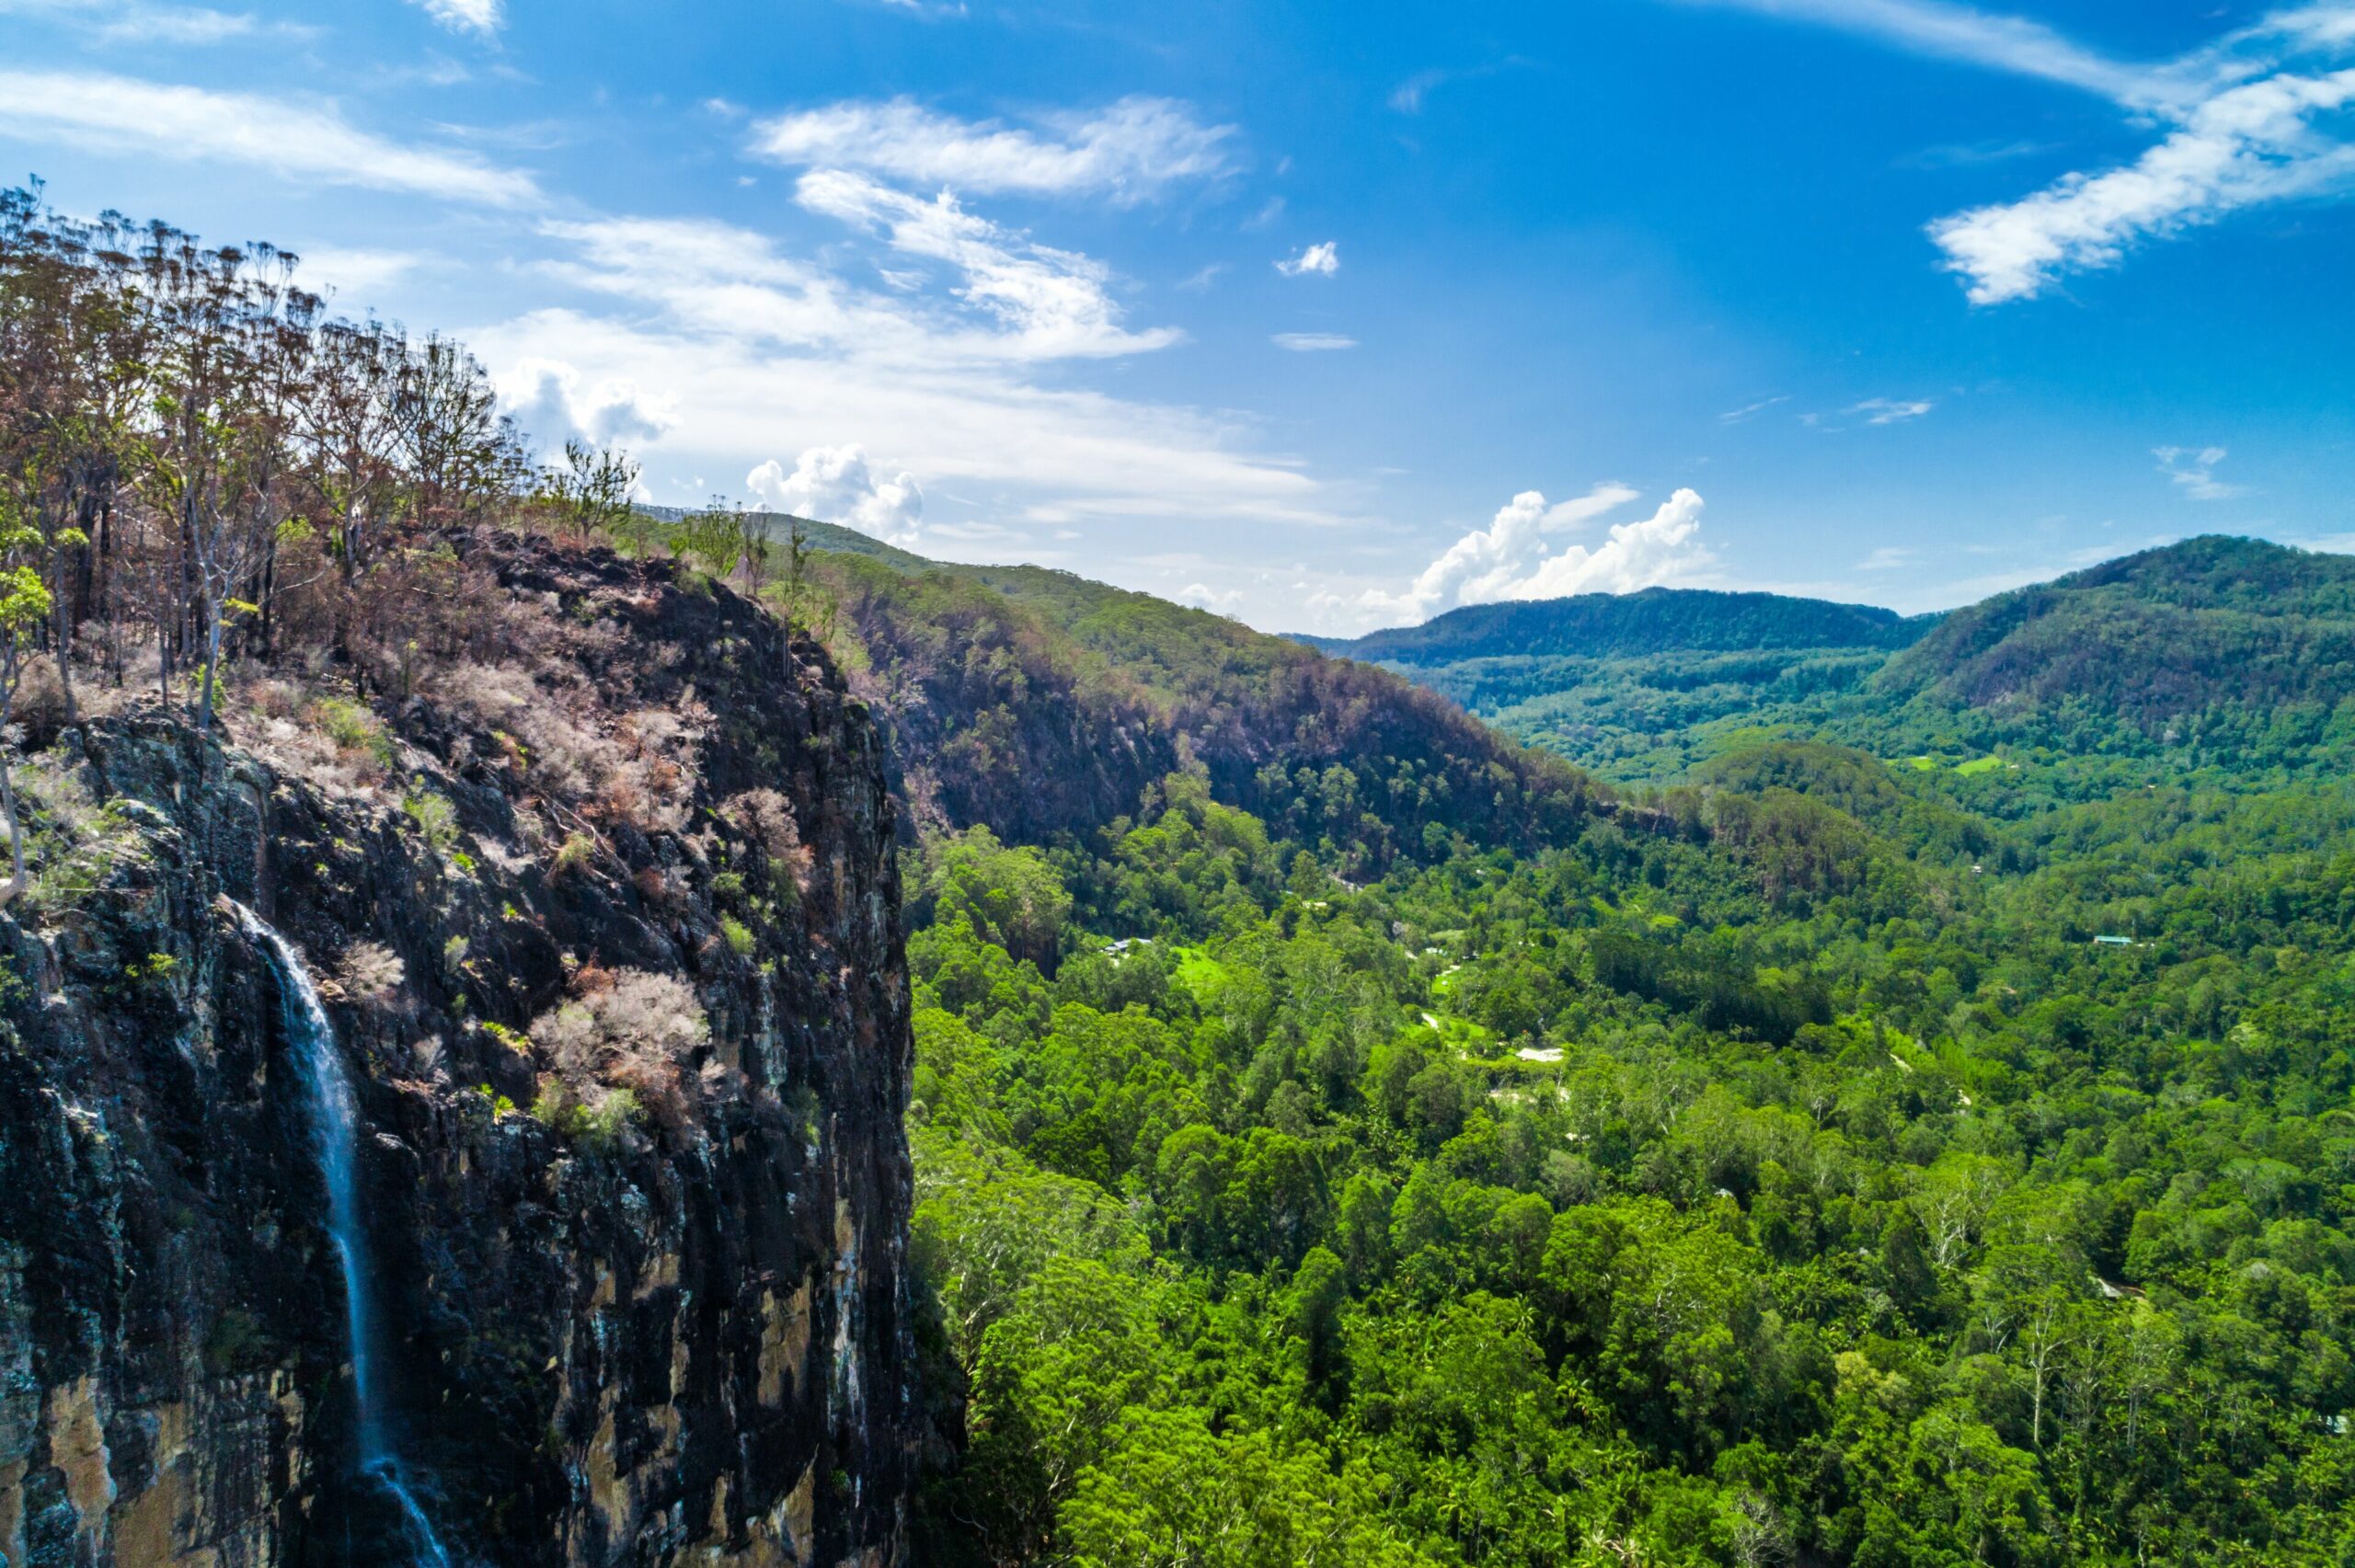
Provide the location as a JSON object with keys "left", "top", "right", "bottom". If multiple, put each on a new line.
{"left": 0, "top": 536, "right": 916, "bottom": 1565}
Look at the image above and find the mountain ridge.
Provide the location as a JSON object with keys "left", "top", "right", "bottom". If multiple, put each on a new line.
{"left": 1299, "top": 584, "right": 1936, "bottom": 664}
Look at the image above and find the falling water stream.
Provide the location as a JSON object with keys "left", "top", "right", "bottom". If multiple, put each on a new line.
{"left": 233, "top": 901, "right": 453, "bottom": 1568}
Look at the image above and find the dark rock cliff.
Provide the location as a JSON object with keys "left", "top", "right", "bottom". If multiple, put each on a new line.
{"left": 0, "top": 536, "right": 917, "bottom": 1565}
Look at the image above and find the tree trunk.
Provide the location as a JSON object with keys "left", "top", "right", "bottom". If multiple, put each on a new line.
{"left": 197, "top": 602, "right": 222, "bottom": 731}
{"left": 0, "top": 676, "right": 23, "bottom": 905}
{"left": 50, "top": 539, "right": 76, "bottom": 728}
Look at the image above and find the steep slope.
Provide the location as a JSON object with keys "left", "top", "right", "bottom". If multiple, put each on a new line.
{"left": 1878, "top": 534, "right": 2355, "bottom": 721}
{"left": 0, "top": 532, "right": 916, "bottom": 1566}
{"left": 720, "top": 515, "right": 1621, "bottom": 865}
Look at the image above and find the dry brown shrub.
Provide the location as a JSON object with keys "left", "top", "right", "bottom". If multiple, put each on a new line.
{"left": 720, "top": 788, "right": 813, "bottom": 892}
{"left": 529, "top": 968, "right": 710, "bottom": 1133}
{"left": 633, "top": 865, "right": 684, "bottom": 907}
{"left": 337, "top": 941, "right": 406, "bottom": 1005}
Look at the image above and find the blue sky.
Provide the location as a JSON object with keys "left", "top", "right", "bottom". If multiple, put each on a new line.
{"left": 3, "top": 0, "right": 2350, "bottom": 631}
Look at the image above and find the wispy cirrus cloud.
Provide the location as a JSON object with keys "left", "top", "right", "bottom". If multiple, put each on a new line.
{"left": 1718, "top": 394, "right": 1789, "bottom": 424}
{"left": 1670, "top": 0, "right": 2355, "bottom": 303}
{"left": 1272, "top": 332, "right": 1356, "bottom": 350}
{"left": 477, "top": 208, "right": 1326, "bottom": 541}
{"left": 0, "top": 68, "right": 540, "bottom": 205}
{"left": 1932, "top": 66, "right": 2355, "bottom": 303}
{"left": 750, "top": 96, "right": 1237, "bottom": 201}
{"left": 1849, "top": 395, "right": 1935, "bottom": 424}
{"left": 1665, "top": 0, "right": 2176, "bottom": 107}
{"left": 2154, "top": 444, "right": 2249, "bottom": 500}
{"left": 793, "top": 169, "right": 1181, "bottom": 360}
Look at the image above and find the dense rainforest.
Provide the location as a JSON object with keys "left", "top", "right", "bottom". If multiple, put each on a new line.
{"left": 4, "top": 184, "right": 2351, "bottom": 1567}
{"left": 782, "top": 532, "right": 2355, "bottom": 1566}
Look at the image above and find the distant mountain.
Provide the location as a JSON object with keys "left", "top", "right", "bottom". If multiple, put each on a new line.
{"left": 1878, "top": 535, "right": 2355, "bottom": 723}
{"left": 1303, "top": 586, "right": 1934, "bottom": 664}
{"left": 682, "top": 510, "right": 1624, "bottom": 867}
{"left": 1285, "top": 537, "right": 2355, "bottom": 784}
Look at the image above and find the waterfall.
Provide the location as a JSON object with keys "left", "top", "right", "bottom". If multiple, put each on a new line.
{"left": 232, "top": 901, "right": 453, "bottom": 1568}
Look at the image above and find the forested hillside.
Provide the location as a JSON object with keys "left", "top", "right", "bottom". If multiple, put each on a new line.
{"left": 6, "top": 177, "right": 2352, "bottom": 1568}
{"left": 1304, "top": 586, "right": 1929, "bottom": 663}
{"left": 753, "top": 523, "right": 2355, "bottom": 1566}
{"left": 1316, "top": 537, "right": 2355, "bottom": 791}
{"left": 676, "top": 510, "right": 1617, "bottom": 873}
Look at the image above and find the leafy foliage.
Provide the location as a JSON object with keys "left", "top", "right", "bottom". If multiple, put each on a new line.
{"left": 907, "top": 736, "right": 2355, "bottom": 1565}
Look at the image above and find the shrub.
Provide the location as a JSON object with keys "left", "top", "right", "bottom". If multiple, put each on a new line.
{"left": 720, "top": 916, "right": 756, "bottom": 958}
{"left": 335, "top": 941, "right": 406, "bottom": 1004}
{"left": 552, "top": 832, "right": 594, "bottom": 877}
{"left": 721, "top": 788, "right": 813, "bottom": 897}
{"left": 309, "top": 696, "right": 396, "bottom": 770}
{"left": 531, "top": 1076, "right": 643, "bottom": 1155}
{"left": 529, "top": 968, "right": 711, "bottom": 1132}
{"left": 481, "top": 1019, "right": 532, "bottom": 1055}
{"left": 403, "top": 790, "right": 461, "bottom": 856}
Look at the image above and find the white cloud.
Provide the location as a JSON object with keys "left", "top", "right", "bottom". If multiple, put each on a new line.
{"left": 291, "top": 244, "right": 427, "bottom": 300}
{"left": 470, "top": 212, "right": 1327, "bottom": 536}
{"left": 794, "top": 170, "right": 1180, "bottom": 360}
{"left": 1858, "top": 545, "right": 1918, "bottom": 570}
{"left": 1272, "top": 332, "right": 1356, "bottom": 350}
{"left": 1276, "top": 240, "right": 1340, "bottom": 277}
{"left": 410, "top": 0, "right": 500, "bottom": 36}
{"left": 1665, "top": 0, "right": 2183, "bottom": 109}
{"left": 1175, "top": 581, "right": 1245, "bottom": 611}
{"left": 1849, "top": 395, "right": 1936, "bottom": 424}
{"left": 2154, "top": 444, "right": 2249, "bottom": 500}
{"left": 1719, "top": 395, "right": 1789, "bottom": 424}
{"left": 500, "top": 360, "right": 674, "bottom": 452}
{"left": 751, "top": 96, "right": 1236, "bottom": 200}
{"left": 1931, "top": 68, "right": 2355, "bottom": 303}
{"left": 1672, "top": 0, "right": 2355, "bottom": 303}
{"left": 746, "top": 444, "right": 924, "bottom": 544}
{"left": 2, "top": 0, "right": 304, "bottom": 44}
{"left": 0, "top": 69, "right": 538, "bottom": 206}
{"left": 1359, "top": 483, "right": 1713, "bottom": 622}
{"left": 98, "top": 6, "right": 258, "bottom": 43}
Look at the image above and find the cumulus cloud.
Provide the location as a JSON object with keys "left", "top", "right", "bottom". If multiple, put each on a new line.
{"left": 1175, "top": 581, "right": 1245, "bottom": 611}
{"left": 751, "top": 95, "right": 1236, "bottom": 200}
{"left": 745, "top": 444, "right": 924, "bottom": 544}
{"left": 1272, "top": 332, "right": 1356, "bottom": 350}
{"left": 2154, "top": 444, "right": 2248, "bottom": 500}
{"left": 1276, "top": 241, "right": 1339, "bottom": 277}
{"left": 1359, "top": 483, "right": 1712, "bottom": 623}
{"left": 0, "top": 68, "right": 537, "bottom": 205}
{"left": 500, "top": 360, "right": 674, "bottom": 452}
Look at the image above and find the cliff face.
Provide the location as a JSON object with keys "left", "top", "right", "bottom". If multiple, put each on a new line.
{"left": 0, "top": 536, "right": 916, "bottom": 1565}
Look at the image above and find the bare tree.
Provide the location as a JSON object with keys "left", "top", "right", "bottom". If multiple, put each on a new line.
{"left": 540, "top": 438, "right": 640, "bottom": 544}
